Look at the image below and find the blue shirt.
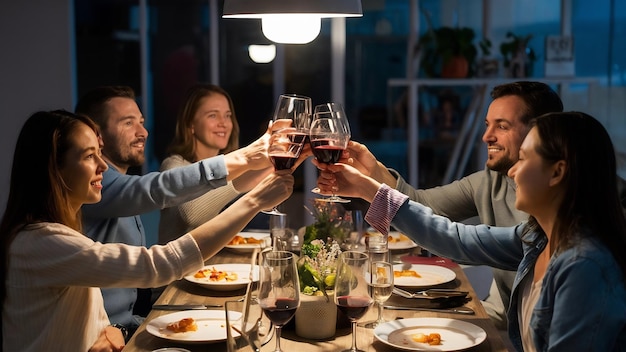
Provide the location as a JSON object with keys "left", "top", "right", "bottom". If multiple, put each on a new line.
{"left": 81, "top": 155, "right": 228, "bottom": 328}
{"left": 367, "top": 185, "right": 626, "bottom": 351}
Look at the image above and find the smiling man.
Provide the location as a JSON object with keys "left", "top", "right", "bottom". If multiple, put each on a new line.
{"left": 315, "top": 81, "right": 564, "bottom": 334}
{"left": 73, "top": 85, "right": 277, "bottom": 340}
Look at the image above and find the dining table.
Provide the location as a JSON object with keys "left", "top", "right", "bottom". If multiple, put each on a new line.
{"left": 123, "top": 244, "right": 514, "bottom": 352}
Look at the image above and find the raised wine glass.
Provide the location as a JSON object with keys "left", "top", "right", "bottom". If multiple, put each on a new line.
{"left": 258, "top": 251, "right": 300, "bottom": 352}
{"left": 361, "top": 261, "right": 393, "bottom": 329}
{"left": 309, "top": 102, "right": 351, "bottom": 203}
{"left": 262, "top": 94, "right": 312, "bottom": 215}
{"left": 334, "top": 251, "right": 372, "bottom": 352}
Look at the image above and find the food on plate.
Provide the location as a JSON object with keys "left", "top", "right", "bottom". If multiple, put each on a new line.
{"left": 387, "top": 233, "right": 411, "bottom": 243}
{"left": 376, "top": 266, "right": 389, "bottom": 278}
{"left": 194, "top": 267, "right": 238, "bottom": 282}
{"left": 394, "top": 269, "right": 421, "bottom": 278}
{"left": 412, "top": 332, "right": 442, "bottom": 345}
{"left": 228, "top": 235, "right": 263, "bottom": 245}
{"left": 166, "top": 317, "right": 198, "bottom": 333}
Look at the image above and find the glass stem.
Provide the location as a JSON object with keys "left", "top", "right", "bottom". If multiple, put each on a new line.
{"left": 377, "top": 302, "right": 383, "bottom": 322}
{"left": 350, "top": 321, "right": 358, "bottom": 351}
{"left": 273, "top": 326, "right": 282, "bottom": 352}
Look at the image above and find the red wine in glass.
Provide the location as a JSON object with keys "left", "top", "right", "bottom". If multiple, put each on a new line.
{"left": 270, "top": 154, "right": 299, "bottom": 170}
{"left": 311, "top": 139, "right": 344, "bottom": 164}
{"left": 261, "top": 297, "right": 298, "bottom": 327}
{"left": 289, "top": 132, "right": 308, "bottom": 144}
{"left": 336, "top": 296, "right": 371, "bottom": 320}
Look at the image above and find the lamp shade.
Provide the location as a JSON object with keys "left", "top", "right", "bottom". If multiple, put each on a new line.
{"left": 223, "top": 0, "right": 363, "bottom": 18}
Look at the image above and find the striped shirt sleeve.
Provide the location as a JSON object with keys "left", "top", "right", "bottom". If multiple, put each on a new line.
{"left": 365, "top": 184, "right": 409, "bottom": 235}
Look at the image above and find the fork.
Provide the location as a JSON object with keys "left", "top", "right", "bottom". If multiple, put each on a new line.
{"left": 393, "top": 287, "right": 468, "bottom": 299}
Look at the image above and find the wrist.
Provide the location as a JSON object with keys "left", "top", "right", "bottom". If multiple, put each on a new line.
{"left": 110, "top": 323, "right": 128, "bottom": 340}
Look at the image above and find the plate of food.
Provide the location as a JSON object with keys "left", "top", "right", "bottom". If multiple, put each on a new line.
{"left": 362, "top": 230, "right": 418, "bottom": 251}
{"left": 225, "top": 231, "right": 271, "bottom": 253}
{"left": 387, "top": 231, "right": 418, "bottom": 250}
{"left": 373, "top": 317, "right": 486, "bottom": 351}
{"left": 146, "top": 310, "right": 241, "bottom": 344}
{"left": 392, "top": 264, "right": 456, "bottom": 288}
{"left": 184, "top": 264, "right": 260, "bottom": 291}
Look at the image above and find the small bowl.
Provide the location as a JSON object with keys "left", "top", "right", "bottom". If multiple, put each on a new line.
{"left": 151, "top": 348, "right": 191, "bottom": 352}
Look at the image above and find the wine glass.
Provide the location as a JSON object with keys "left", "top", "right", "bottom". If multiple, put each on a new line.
{"left": 258, "top": 251, "right": 300, "bottom": 352}
{"left": 262, "top": 94, "right": 312, "bottom": 215}
{"left": 309, "top": 102, "right": 351, "bottom": 203}
{"left": 361, "top": 261, "right": 393, "bottom": 329}
{"left": 334, "top": 251, "right": 372, "bottom": 352}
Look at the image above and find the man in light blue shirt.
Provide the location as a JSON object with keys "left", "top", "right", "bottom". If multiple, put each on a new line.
{"left": 75, "top": 86, "right": 276, "bottom": 338}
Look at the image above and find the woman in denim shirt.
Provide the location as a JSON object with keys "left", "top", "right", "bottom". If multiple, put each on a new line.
{"left": 318, "top": 112, "right": 626, "bottom": 351}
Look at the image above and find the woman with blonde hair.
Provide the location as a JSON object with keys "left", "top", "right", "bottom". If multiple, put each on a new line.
{"left": 159, "top": 84, "right": 273, "bottom": 243}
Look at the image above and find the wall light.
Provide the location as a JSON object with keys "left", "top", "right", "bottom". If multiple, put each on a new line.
{"left": 223, "top": 0, "right": 362, "bottom": 44}
{"left": 248, "top": 44, "right": 276, "bottom": 63}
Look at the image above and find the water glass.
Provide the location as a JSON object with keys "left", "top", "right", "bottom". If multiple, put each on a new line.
{"left": 226, "top": 250, "right": 273, "bottom": 352}
{"left": 366, "top": 230, "right": 389, "bottom": 263}
{"left": 362, "top": 261, "right": 393, "bottom": 329}
{"left": 343, "top": 210, "right": 365, "bottom": 251}
{"left": 269, "top": 213, "right": 288, "bottom": 251}
{"left": 225, "top": 299, "right": 272, "bottom": 352}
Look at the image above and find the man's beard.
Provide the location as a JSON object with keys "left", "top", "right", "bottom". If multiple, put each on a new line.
{"left": 487, "top": 156, "right": 516, "bottom": 174}
{"left": 107, "top": 148, "right": 145, "bottom": 169}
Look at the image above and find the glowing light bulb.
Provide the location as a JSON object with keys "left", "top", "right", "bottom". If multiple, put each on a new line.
{"left": 261, "top": 14, "right": 321, "bottom": 44}
{"left": 248, "top": 44, "right": 276, "bottom": 63}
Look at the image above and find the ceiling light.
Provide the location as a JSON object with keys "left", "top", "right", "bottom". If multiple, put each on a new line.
{"left": 248, "top": 44, "right": 276, "bottom": 63}
{"left": 261, "top": 15, "right": 321, "bottom": 44}
{"left": 223, "top": 0, "right": 362, "bottom": 44}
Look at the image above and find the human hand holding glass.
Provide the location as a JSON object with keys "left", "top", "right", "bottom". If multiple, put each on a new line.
{"left": 258, "top": 251, "right": 300, "bottom": 352}
{"left": 334, "top": 251, "right": 372, "bottom": 352}
{"left": 262, "top": 94, "right": 312, "bottom": 215}
{"left": 310, "top": 102, "right": 351, "bottom": 203}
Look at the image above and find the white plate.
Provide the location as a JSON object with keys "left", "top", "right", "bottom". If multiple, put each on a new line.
{"left": 225, "top": 231, "right": 271, "bottom": 253}
{"left": 387, "top": 231, "right": 419, "bottom": 250}
{"left": 361, "top": 231, "right": 419, "bottom": 251}
{"left": 393, "top": 264, "right": 456, "bottom": 288}
{"left": 374, "top": 317, "right": 486, "bottom": 351}
{"left": 184, "top": 264, "right": 260, "bottom": 291}
{"left": 146, "top": 310, "right": 241, "bottom": 344}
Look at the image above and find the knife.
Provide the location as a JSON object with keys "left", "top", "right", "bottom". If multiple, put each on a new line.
{"left": 152, "top": 304, "right": 223, "bottom": 310}
{"left": 384, "top": 305, "right": 475, "bottom": 315}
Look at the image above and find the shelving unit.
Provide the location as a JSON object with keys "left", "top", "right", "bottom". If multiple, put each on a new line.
{"left": 387, "top": 77, "right": 599, "bottom": 186}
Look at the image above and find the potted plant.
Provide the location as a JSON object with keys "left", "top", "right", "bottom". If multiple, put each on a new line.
{"left": 477, "top": 37, "right": 499, "bottom": 77}
{"left": 500, "top": 31, "right": 537, "bottom": 78}
{"left": 294, "top": 200, "right": 350, "bottom": 340}
{"left": 418, "top": 26, "right": 479, "bottom": 78}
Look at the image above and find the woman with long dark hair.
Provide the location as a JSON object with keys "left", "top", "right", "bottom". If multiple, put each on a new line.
{"left": 0, "top": 110, "right": 292, "bottom": 351}
{"left": 320, "top": 111, "right": 626, "bottom": 351}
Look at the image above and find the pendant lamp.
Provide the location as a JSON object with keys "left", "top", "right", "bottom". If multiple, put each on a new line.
{"left": 223, "top": 0, "right": 363, "bottom": 44}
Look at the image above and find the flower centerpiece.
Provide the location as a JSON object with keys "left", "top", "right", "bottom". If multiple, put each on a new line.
{"left": 298, "top": 239, "right": 342, "bottom": 298}
{"left": 294, "top": 200, "right": 350, "bottom": 339}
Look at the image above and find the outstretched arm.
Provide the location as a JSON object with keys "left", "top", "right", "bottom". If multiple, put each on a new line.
{"left": 223, "top": 119, "right": 292, "bottom": 180}
{"left": 314, "top": 141, "right": 398, "bottom": 193}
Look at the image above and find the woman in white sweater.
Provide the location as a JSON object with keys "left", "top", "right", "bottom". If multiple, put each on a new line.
{"left": 0, "top": 110, "right": 293, "bottom": 351}
{"left": 159, "top": 84, "right": 273, "bottom": 243}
